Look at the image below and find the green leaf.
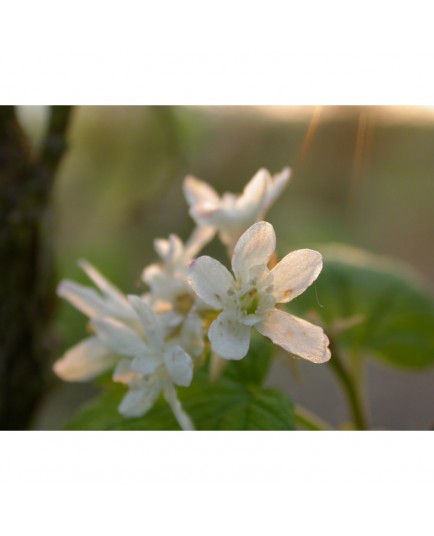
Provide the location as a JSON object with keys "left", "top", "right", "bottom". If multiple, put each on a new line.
{"left": 289, "top": 244, "right": 434, "bottom": 369}
{"left": 224, "top": 332, "right": 273, "bottom": 386}
{"left": 182, "top": 375, "right": 295, "bottom": 430}
{"left": 66, "top": 384, "right": 179, "bottom": 430}
{"left": 66, "top": 373, "right": 295, "bottom": 431}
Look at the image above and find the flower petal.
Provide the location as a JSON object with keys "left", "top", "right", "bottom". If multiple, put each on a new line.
{"left": 142, "top": 262, "right": 161, "bottom": 285}
{"left": 271, "top": 249, "right": 323, "bottom": 303}
{"left": 236, "top": 168, "right": 268, "bottom": 214}
{"left": 179, "top": 312, "right": 204, "bottom": 358}
{"left": 184, "top": 226, "right": 216, "bottom": 259}
{"left": 53, "top": 336, "right": 117, "bottom": 381}
{"left": 165, "top": 234, "right": 184, "bottom": 267}
{"left": 231, "top": 221, "right": 276, "bottom": 282}
{"left": 183, "top": 175, "right": 220, "bottom": 207}
{"left": 78, "top": 259, "right": 128, "bottom": 306}
{"left": 163, "top": 381, "right": 195, "bottom": 431}
{"left": 113, "top": 359, "right": 141, "bottom": 384}
{"left": 91, "top": 317, "right": 148, "bottom": 357}
{"left": 57, "top": 280, "right": 107, "bottom": 318}
{"left": 262, "top": 167, "right": 291, "bottom": 214}
{"left": 130, "top": 354, "right": 162, "bottom": 375}
{"left": 154, "top": 238, "right": 170, "bottom": 259}
{"left": 208, "top": 311, "right": 251, "bottom": 360}
{"left": 128, "top": 295, "right": 164, "bottom": 348}
{"left": 188, "top": 256, "right": 235, "bottom": 309}
{"left": 163, "top": 346, "right": 194, "bottom": 387}
{"left": 256, "top": 308, "right": 331, "bottom": 363}
{"left": 118, "top": 381, "right": 162, "bottom": 418}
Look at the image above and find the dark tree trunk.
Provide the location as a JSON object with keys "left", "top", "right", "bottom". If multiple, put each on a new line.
{"left": 0, "top": 105, "right": 73, "bottom": 430}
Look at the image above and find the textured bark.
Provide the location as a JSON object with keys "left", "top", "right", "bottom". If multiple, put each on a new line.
{"left": 0, "top": 106, "right": 73, "bottom": 429}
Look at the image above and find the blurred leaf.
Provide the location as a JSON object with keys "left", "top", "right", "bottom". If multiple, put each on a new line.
{"left": 289, "top": 244, "right": 434, "bottom": 369}
{"left": 67, "top": 373, "right": 295, "bottom": 431}
{"left": 224, "top": 333, "right": 273, "bottom": 387}
{"left": 66, "top": 384, "right": 179, "bottom": 430}
{"left": 183, "top": 374, "right": 295, "bottom": 430}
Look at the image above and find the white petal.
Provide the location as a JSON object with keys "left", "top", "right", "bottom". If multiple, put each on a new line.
{"left": 130, "top": 354, "right": 162, "bottom": 375}
{"left": 236, "top": 168, "right": 268, "bottom": 214}
{"left": 127, "top": 295, "right": 164, "bottom": 348}
{"left": 190, "top": 204, "right": 223, "bottom": 228}
{"left": 78, "top": 259, "right": 127, "bottom": 306}
{"left": 118, "top": 381, "right": 162, "bottom": 418}
{"left": 163, "top": 381, "right": 195, "bottom": 431}
{"left": 184, "top": 226, "right": 216, "bottom": 259}
{"left": 248, "top": 264, "right": 273, "bottom": 287}
{"left": 142, "top": 262, "right": 161, "bottom": 285}
{"left": 271, "top": 249, "right": 323, "bottom": 303}
{"left": 231, "top": 221, "right": 276, "bottom": 282}
{"left": 208, "top": 311, "right": 251, "bottom": 360}
{"left": 262, "top": 167, "right": 291, "bottom": 213}
{"left": 166, "top": 234, "right": 184, "bottom": 266}
{"left": 91, "top": 317, "right": 148, "bottom": 357}
{"left": 53, "top": 336, "right": 117, "bottom": 382}
{"left": 113, "top": 359, "right": 140, "bottom": 384}
{"left": 154, "top": 238, "right": 170, "bottom": 259}
{"left": 188, "top": 256, "right": 235, "bottom": 309}
{"left": 158, "top": 308, "right": 184, "bottom": 327}
{"left": 57, "top": 280, "right": 107, "bottom": 318}
{"left": 183, "top": 175, "right": 220, "bottom": 207}
{"left": 163, "top": 346, "right": 194, "bottom": 387}
{"left": 256, "top": 308, "right": 331, "bottom": 363}
{"left": 179, "top": 312, "right": 204, "bottom": 358}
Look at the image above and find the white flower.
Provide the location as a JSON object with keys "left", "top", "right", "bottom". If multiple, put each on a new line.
{"left": 54, "top": 259, "right": 203, "bottom": 429}
{"left": 188, "top": 221, "right": 331, "bottom": 363}
{"left": 183, "top": 167, "right": 291, "bottom": 252}
{"left": 90, "top": 296, "right": 198, "bottom": 430}
{"left": 142, "top": 227, "right": 214, "bottom": 321}
{"left": 53, "top": 260, "right": 136, "bottom": 382}
{"left": 57, "top": 259, "right": 136, "bottom": 321}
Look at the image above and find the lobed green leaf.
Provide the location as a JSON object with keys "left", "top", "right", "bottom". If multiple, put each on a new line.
{"left": 289, "top": 244, "right": 434, "bottom": 369}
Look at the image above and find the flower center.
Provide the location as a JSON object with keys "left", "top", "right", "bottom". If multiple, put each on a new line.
{"left": 174, "top": 292, "right": 195, "bottom": 315}
{"left": 240, "top": 287, "right": 260, "bottom": 315}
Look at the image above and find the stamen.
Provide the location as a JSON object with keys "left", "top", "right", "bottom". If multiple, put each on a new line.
{"left": 240, "top": 287, "right": 260, "bottom": 315}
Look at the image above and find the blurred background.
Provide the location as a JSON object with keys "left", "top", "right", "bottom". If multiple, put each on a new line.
{"left": 21, "top": 105, "right": 434, "bottom": 430}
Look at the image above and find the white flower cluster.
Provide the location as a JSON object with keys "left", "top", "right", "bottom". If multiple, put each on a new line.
{"left": 54, "top": 167, "right": 330, "bottom": 430}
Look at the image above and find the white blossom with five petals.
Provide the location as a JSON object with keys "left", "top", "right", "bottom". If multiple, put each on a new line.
{"left": 188, "top": 221, "right": 331, "bottom": 363}
{"left": 183, "top": 167, "right": 291, "bottom": 253}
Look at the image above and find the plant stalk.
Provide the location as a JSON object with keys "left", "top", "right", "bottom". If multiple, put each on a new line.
{"left": 294, "top": 405, "right": 333, "bottom": 431}
{"left": 328, "top": 339, "right": 369, "bottom": 430}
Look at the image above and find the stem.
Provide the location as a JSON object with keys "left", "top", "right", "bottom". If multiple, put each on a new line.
{"left": 328, "top": 340, "right": 369, "bottom": 430}
{"left": 294, "top": 405, "right": 333, "bottom": 431}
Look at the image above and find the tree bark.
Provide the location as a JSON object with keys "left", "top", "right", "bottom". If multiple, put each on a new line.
{"left": 0, "top": 105, "right": 73, "bottom": 429}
